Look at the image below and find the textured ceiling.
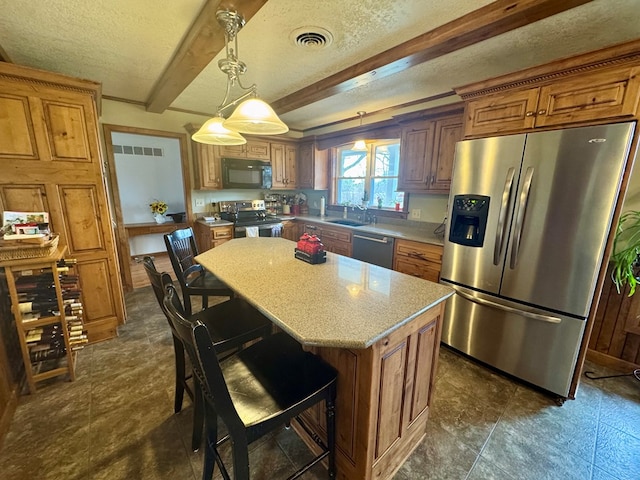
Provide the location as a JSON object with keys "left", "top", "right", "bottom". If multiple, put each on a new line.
{"left": 1, "top": 0, "right": 639, "bottom": 134}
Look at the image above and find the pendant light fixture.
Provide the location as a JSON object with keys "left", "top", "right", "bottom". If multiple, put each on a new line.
{"left": 191, "top": 10, "right": 289, "bottom": 145}
{"left": 353, "top": 111, "right": 367, "bottom": 150}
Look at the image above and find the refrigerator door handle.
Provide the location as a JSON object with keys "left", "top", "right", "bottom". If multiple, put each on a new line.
{"left": 509, "top": 166, "right": 534, "bottom": 269}
{"left": 493, "top": 167, "right": 516, "bottom": 265}
{"left": 453, "top": 286, "right": 562, "bottom": 324}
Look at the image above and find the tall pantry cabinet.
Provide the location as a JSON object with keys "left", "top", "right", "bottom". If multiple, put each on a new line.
{"left": 0, "top": 62, "right": 125, "bottom": 345}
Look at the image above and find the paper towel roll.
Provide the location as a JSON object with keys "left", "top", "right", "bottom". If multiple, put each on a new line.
{"left": 320, "top": 196, "right": 326, "bottom": 217}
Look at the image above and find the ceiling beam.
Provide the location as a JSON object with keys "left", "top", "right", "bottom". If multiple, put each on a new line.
{"left": 145, "top": 0, "right": 269, "bottom": 114}
{"left": 271, "top": 0, "right": 594, "bottom": 114}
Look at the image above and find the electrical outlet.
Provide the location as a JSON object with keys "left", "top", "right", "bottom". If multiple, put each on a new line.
{"left": 410, "top": 208, "right": 421, "bottom": 219}
{"left": 195, "top": 198, "right": 205, "bottom": 207}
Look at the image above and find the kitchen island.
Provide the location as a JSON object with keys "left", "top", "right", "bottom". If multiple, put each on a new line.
{"left": 196, "top": 237, "right": 453, "bottom": 480}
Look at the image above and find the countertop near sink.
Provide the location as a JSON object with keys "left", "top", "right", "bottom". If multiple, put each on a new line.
{"left": 286, "top": 214, "right": 445, "bottom": 246}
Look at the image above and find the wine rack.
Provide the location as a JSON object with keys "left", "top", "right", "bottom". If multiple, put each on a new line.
{"left": 1, "top": 247, "right": 87, "bottom": 393}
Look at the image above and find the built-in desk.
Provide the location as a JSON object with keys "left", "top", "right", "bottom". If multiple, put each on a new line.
{"left": 196, "top": 237, "right": 453, "bottom": 480}
{"left": 120, "top": 222, "right": 189, "bottom": 291}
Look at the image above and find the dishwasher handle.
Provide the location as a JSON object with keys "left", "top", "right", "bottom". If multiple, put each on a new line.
{"left": 353, "top": 234, "right": 392, "bottom": 244}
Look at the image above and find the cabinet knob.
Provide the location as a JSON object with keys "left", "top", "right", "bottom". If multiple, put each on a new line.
{"left": 430, "top": 175, "right": 435, "bottom": 184}
{"left": 537, "top": 109, "right": 547, "bottom": 115}
{"left": 525, "top": 111, "right": 535, "bottom": 117}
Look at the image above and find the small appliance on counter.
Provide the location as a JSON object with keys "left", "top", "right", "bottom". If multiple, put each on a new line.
{"left": 295, "top": 233, "right": 326, "bottom": 264}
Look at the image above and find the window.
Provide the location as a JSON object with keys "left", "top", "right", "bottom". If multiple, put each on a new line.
{"left": 335, "top": 140, "right": 404, "bottom": 210}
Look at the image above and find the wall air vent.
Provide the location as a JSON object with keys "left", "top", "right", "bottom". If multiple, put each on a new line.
{"left": 113, "top": 145, "right": 163, "bottom": 157}
{"left": 290, "top": 27, "right": 333, "bottom": 50}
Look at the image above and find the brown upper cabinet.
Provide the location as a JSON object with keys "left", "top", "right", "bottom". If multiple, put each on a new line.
{"left": 297, "top": 141, "right": 329, "bottom": 190}
{"left": 398, "top": 113, "right": 463, "bottom": 193}
{"left": 270, "top": 141, "right": 297, "bottom": 189}
{"left": 457, "top": 41, "right": 640, "bottom": 138}
{"left": 218, "top": 140, "right": 270, "bottom": 160}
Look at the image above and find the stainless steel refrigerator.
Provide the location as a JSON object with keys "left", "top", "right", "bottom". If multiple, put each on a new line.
{"left": 440, "top": 122, "right": 636, "bottom": 398}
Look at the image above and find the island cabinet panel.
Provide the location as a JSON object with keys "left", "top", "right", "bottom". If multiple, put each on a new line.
{"left": 0, "top": 62, "right": 125, "bottom": 343}
{"left": 297, "top": 302, "right": 444, "bottom": 480}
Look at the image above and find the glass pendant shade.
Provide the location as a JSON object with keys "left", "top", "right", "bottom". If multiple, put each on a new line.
{"left": 191, "top": 116, "right": 247, "bottom": 145}
{"left": 223, "top": 98, "right": 289, "bottom": 135}
{"left": 353, "top": 139, "right": 367, "bottom": 150}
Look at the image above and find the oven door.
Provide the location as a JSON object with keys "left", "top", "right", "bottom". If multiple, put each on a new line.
{"left": 234, "top": 223, "right": 283, "bottom": 238}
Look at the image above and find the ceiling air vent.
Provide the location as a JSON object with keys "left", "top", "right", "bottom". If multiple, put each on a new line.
{"left": 290, "top": 27, "right": 333, "bottom": 50}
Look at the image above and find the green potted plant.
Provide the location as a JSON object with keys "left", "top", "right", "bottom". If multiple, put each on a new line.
{"left": 611, "top": 210, "right": 640, "bottom": 296}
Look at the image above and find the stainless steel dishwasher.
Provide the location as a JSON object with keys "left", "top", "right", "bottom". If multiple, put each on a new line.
{"left": 352, "top": 231, "right": 395, "bottom": 268}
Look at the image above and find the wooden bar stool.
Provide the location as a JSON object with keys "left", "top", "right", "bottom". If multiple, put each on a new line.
{"left": 164, "top": 227, "right": 234, "bottom": 315}
{"left": 163, "top": 285, "right": 338, "bottom": 480}
{"left": 143, "top": 256, "right": 272, "bottom": 451}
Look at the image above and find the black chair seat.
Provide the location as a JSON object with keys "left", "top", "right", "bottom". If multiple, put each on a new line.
{"left": 219, "top": 332, "right": 337, "bottom": 432}
{"left": 185, "top": 268, "right": 232, "bottom": 293}
{"left": 143, "top": 257, "right": 271, "bottom": 453}
{"left": 163, "top": 287, "right": 338, "bottom": 480}
{"left": 191, "top": 298, "right": 272, "bottom": 355}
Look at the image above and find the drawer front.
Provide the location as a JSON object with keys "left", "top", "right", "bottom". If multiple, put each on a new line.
{"left": 212, "top": 226, "right": 233, "bottom": 240}
{"left": 320, "top": 226, "right": 352, "bottom": 243}
{"left": 394, "top": 257, "right": 440, "bottom": 283}
{"left": 395, "top": 240, "right": 442, "bottom": 263}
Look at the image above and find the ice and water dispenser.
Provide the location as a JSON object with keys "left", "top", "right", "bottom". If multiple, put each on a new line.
{"left": 449, "top": 195, "right": 490, "bottom": 247}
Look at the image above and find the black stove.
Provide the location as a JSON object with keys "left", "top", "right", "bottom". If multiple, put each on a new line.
{"left": 219, "top": 200, "right": 283, "bottom": 237}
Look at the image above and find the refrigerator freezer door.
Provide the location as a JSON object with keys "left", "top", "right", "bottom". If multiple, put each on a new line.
{"left": 501, "top": 122, "right": 635, "bottom": 317}
{"left": 441, "top": 134, "right": 526, "bottom": 293}
{"left": 441, "top": 282, "right": 586, "bottom": 397}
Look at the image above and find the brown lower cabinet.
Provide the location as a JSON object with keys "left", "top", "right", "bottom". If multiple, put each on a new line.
{"left": 393, "top": 239, "right": 443, "bottom": 283}
{"left": 295, "top": 301, "right": 444, "bottom": 480}
{"left": 194, "top": 222, "right": 233, "bottom": 253}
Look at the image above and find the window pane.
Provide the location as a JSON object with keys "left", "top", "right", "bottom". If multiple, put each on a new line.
{"left": 337, "top": 178, "right": 365, "bottom": 205}
{"left": 339, "top": 150, "right": 367, "bottom": 177}
{"left": 372, "top": 178, "right": 403, "bottom": 209}
{"left": 374, "top": 144, "right": 400, "bottom": 176}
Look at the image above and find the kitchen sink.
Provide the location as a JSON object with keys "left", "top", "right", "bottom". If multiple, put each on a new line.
{"left": 326, "top": 219, "right": 366, "bottom": 227}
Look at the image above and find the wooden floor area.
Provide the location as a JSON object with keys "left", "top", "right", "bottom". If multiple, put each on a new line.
{"left": 129, "top": 252, "right": 176, "bottom": 289}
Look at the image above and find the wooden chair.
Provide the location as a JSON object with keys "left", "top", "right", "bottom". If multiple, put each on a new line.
{"left": 164, "top": 227, "right": 234, "bottom": 316}
{"left": 163, "top": 285, "right": 338, "bottom": 480}
{"left": 143, "top": 256, "right": 272, "bottom": 451}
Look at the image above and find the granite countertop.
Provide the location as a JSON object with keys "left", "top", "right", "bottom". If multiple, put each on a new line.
{"left": 196, "top": 237, "right": 453, "bottom": 349}
{"left": 195, "top": 218, "right": 234, "bottom": 227}
{"left": 285, "top": 214, "right": 445, "bottom": 246}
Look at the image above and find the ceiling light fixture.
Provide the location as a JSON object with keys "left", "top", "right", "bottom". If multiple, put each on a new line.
{"left": 191, "top": 10, "right": 288, "bottom": 146}
{"left": 353, "top": 111, "right": 367, "bottom": 151}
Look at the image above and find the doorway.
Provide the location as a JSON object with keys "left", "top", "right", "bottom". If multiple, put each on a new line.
{"left": 102, "top": 125, "right": 192, "bottom": 291}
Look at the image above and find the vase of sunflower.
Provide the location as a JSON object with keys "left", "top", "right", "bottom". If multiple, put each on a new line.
{"left": 150, "top": 200, "right": 168, "bottom": 224}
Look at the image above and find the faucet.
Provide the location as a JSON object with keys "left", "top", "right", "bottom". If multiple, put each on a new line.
{"left": 343, "top": 206, "right": 348, "bottom": 219}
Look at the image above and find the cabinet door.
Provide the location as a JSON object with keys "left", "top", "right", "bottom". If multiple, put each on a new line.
{"left": 245, "top": 140, "right": 270, "bottom": 160}
{"left": 464, "top": 88, "right": 539, "bottom": 137}
{"left": 270, "top": 142, "right": 287, "bottom": 188}
{"left": 218, "top": 144, "right": 246, "bottom": 159}
{"left": 0, "top": 73, "right": 125, "bottom": 343}
{"left": 430, "top": 115, "right": 463, "bottom": 192}
{"left": 192, "top": 143, "right": 222, "bottom": 189}
{"left": 536, "top": 66, "right": 640, "bottom": 128}
{"left": 398, "top": 121, "right": 435, "bottom": 192}
{"left": 297, "top": 142, "right": 329, "bottom": 190}
{"left": 285, "top": 144, "right": 297, "bottom": 188}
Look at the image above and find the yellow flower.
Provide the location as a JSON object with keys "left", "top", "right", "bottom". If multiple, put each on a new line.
{"left": 150, "top": 200, "right": 168, "bottom": 215}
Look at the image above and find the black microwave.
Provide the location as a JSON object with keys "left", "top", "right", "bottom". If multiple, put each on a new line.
{"left": 221, "top": 158, "right": 272, "bottom": 189}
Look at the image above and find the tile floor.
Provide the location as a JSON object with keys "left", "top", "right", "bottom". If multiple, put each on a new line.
{"left": 1, "top": 285, "right": 640, "bottom": 480}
